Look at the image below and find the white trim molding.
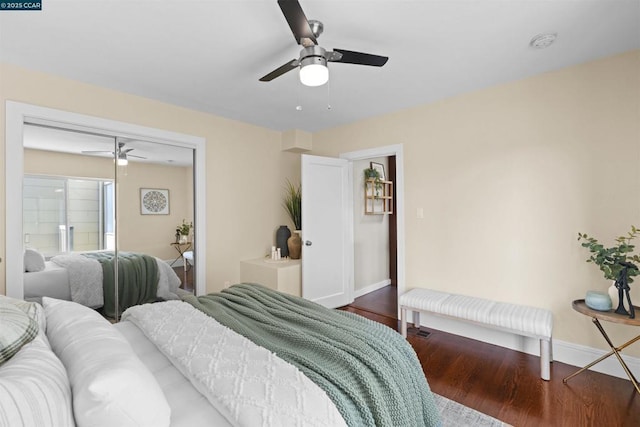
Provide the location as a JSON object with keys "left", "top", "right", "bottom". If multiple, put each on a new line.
{"left": 340, "top": 144, "right": 405, "bottom": 297}
{"left": 416, "top": 314, "right": 640, "bottom": 381}
{"left": 5, "top": 101, "right": 207, "bottom": 298}
{"left": 354, "top": 279, "right": 391, "bottom": 299}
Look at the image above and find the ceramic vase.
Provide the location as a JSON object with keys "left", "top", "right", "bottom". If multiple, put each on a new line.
{"left": 608, "top": 282, "right": 618, "bottom": 309}
{"left": 288, "top": 230, "right": 302, "bottom": 260}
{"left": 585, "top": 290, "right": 612, "bottom": 311}
{"left": 276, "top": 225, "right": 291, "bottom": 258}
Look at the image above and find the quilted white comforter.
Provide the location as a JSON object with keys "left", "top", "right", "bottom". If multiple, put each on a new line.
{"left": 50, "top": 255, "right": 182, "bottom": 307}
{"left": 122, "top": 301, "right": 346, "bottom": 427}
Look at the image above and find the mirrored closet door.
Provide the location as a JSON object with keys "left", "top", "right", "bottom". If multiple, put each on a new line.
{"left": 21, "top": 122, "right": 196, "bottom": 320}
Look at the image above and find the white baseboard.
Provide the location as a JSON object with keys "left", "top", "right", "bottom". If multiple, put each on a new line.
{"left": 416, "top": 314, "right": 640, "bottom": 381}
{"left": 354, "top": 279, "right": 391, "bottom": 299}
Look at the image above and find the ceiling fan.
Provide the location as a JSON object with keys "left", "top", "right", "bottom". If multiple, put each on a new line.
{"left": 82, "top": 141, "right": 146, "bottom": 165}
{"left": 259, "top": 0, "right": 388, "bottom": 87}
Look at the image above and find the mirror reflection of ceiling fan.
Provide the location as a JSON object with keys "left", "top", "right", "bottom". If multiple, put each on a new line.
{"left": 82, "top": 141, "right": 146, "bottom": 165}
{"left": 260, "top": 0, "right": 389, "bottom": 86}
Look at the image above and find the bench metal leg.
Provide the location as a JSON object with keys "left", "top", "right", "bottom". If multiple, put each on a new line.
{"left": 540, "top": 338, "right": 551, "bottom": 381}
{"left": 400, "top": 307, "right": 408, "bottom": 338}
{"left": 413, "top": 311, "right": 421, "bottom": 329}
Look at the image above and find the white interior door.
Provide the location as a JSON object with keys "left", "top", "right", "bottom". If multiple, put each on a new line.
{"left": 301, "top": 154, "right": 353, "bottom": 308}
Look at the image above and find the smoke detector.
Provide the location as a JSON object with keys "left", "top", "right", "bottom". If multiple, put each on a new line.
{"left": 529, "top": 33, "right": 557, "bottom": 49}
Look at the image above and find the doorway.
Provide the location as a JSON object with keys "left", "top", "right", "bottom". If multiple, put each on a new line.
{"left": 340, "top": 145, "right": 404, "bottom": 319}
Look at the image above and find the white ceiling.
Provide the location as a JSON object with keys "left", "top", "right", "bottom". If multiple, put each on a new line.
{"left": 1, "top": 1, "right": 638, "bottom": 133}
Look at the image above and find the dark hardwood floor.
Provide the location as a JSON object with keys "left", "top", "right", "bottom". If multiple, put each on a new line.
{"left": 342, "top": 286, "right": 640, "bottom": 427}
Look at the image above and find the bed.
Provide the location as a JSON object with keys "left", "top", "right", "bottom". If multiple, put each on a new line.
{"left": 23, "top": 250, "right": 184, "bottom": 317}
{"left": 0, "top": 285, "right": 443, "bottom": 427}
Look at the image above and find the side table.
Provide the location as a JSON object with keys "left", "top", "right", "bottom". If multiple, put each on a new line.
{"left": 170, "top": 242, "right": 192, "bottom": 266}
{"left": 563, "top": 299, "right": 640, "bottom": 394}
{"left": 240, "top": 258, "right": 301, "bottom": 297}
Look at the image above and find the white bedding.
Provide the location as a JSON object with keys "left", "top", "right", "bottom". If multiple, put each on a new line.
{"left": 121, "top": 301, "right": 346, "bottom": 427}
{"left": 23, "top": 256, "right": 182, "bottom": 307}
{"left": 114, "top": 321, "right": 232, "bottom": 427}
{"left": 23, "top": 261, "right": 71, "bottom": 303}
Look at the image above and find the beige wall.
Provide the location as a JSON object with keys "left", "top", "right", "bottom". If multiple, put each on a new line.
{"left": 0, "top": 63, "right": 300, "bottom": 294}
{"left": 2, "top": 51, "right": 639, "bottom": 356}
{"left": 354, "top": 157, "right": 390, "bottom": 291}
{"left": 24, "top": 148, "right": 193, "bottom": 260}
{"left": 313, "top": 51, "right": 640, "bottom": 356}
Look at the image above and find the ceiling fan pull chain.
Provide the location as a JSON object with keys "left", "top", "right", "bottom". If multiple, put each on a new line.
{"left": 296, "top": 77, "right": 303, "bottom": 111}
{"left": 327, "top": 73, "right": 332, "bottom": 110}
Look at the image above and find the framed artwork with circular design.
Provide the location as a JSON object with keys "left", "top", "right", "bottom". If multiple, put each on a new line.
{"left": 140, "top": 188, "right": 170, "bottom": 215}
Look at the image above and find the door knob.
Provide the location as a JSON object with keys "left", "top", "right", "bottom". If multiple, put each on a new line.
{"left": 305, "top": 240, "right": 312, "bottom": 246}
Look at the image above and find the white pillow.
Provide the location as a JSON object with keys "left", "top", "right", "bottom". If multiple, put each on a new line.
{"left": 24, "top": 248, "right": 46, "bottom": 272}
{"left": 0, "top": 334, "right": 75, "bottom": 427}
{"left": 43, "top": 298, "right": 171, "bottom": 427}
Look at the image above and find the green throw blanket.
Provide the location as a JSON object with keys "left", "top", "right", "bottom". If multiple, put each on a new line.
{"left": 83, "top": 252, "right": 158, "bottom": 318}
{"left": 183, "top": 284, "right": 441, "bottom": 427}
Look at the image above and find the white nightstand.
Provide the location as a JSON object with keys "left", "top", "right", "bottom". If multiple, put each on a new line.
{"left": 240, "top": 258, "right": 301, "bottom": 297}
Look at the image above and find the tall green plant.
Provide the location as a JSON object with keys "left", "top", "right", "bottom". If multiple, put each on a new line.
{"left": 578, "top": 225, "right": 640, "bottom": 283}
{"left": 283, "top": 179, "right": 301, "bottom": 230}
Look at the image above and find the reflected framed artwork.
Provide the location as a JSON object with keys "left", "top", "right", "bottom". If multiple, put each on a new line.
{"left": 140, "top": 188, "right": 170, "bottom": 215}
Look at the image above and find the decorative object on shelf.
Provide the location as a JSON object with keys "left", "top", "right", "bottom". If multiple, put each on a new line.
{"left": 364, "top": 164, "right": 393, "bottom": 215}
{"left": 585, "top": 290, "right": 613, "bottom": 311}
{"left": 275, "top": 225, "right": 291, "bottom": 258}
{"left": 578, "top": 226, "right": 639, "bottom": 319}
{"left": 608, "top": 282, "right": 618, "bottom": 307}
{"left": 288, "top": 230, "right": 302, "bottom": 260}
{"left": 140, "top": 188, "right": 169, "bottom": 215}
{"left": 282, "top": 180, "right": 301, "bottom": 231}
{"left": 270, "top": 246, "right": 285, "bottom": 261}
{"left": 364, "top": 165, "right": 382, "bottom": 196}
{"left": 370, "top": 161, "right": 386, "bottom": 180}
{"left": 176, "top": 219, "right": 193, "bottom": 244}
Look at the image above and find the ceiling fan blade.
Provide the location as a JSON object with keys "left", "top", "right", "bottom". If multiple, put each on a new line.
{"left": 278, "top": 0, "right": 316, "bottom": 46}
{"left": 123, "top": 148, "right": 135, "bottom": 154}
{"left": 329, "top": 49, "right": 389, "bottom": 67}
{"left": 128, "top": 154, "right": 147, "bottom": 159}
{"left": 259, "top": 59, "right": 298, "bottom": 82}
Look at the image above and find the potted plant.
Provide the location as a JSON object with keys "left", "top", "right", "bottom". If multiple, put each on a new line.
{"left": 176, "top": 219, "right": 193, "bottom": 244}
{"left": 282, "top": 180, "right": 302, "bottom": 259}
{"left": 283, "top": 180, "right": 301, "bottom": 231}
{"left": 364, "top": 167, "right": 382, "bottom": 197}
{"left": 578, "top": 225, "right": 639, "bottom": 318}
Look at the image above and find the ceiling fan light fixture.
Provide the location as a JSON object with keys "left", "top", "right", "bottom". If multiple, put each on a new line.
{"left": 117, "top": 152, "right": 128, "bottom": 166}
{"left": 299, "top": 56, "right": 328, "bottom": 87}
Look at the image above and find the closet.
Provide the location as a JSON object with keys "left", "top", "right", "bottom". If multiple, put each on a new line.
{"left": 4, "top": 104, "right": 204, "bottom": 321}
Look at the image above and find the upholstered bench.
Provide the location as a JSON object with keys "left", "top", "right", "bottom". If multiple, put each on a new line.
{"left": 399, "top": 288, "right": 553, "bottom": 380}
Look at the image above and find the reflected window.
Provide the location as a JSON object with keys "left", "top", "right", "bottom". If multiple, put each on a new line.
{"left": 24, "top": 175, "right": 115, "bottom": 256}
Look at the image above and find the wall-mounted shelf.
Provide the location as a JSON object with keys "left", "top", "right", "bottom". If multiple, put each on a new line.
{"left": 365, "top": 178, "right": 393, "bottom": 215}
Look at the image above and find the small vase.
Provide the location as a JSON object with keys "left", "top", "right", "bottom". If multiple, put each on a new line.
{"left": 276, "top": 225, "right": 291, "bottom": 258}
{"left": 585, "top": 291, "right": 612, "bottom": 311}
{"left": 179, "top": 234, "right": 188, "bottom": 244}
{"left": 288, "top": 230, "right": 302, "bottom": 260}
{"left": 608, "top": 282, "right": 618, "bottom": 308}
